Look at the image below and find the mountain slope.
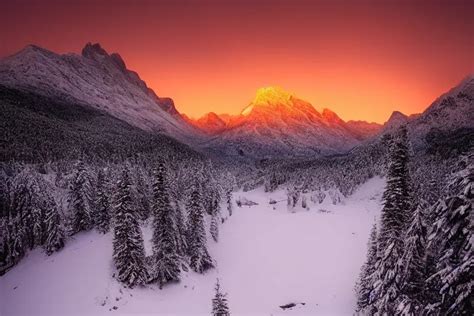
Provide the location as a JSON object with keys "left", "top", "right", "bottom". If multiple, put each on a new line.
{"left": 374, "top": 75, "right": 474, "bottom": 150}
{"left": 0, "top": 43, "right": 198, "bottom": 141}
{"left": 346, "top": 120, "right": 382, "bottom": 139}
{"left": 184, "top": 112, "right": 227, "bottom": 134}
{"left": 408, "top": 75, "right": 474, "bottom": 149}
{"left": 0, "top": 85, "right": 202, "bottom": 163}
{"left": 199, "top": 87, "right": 375, "bottom": 158}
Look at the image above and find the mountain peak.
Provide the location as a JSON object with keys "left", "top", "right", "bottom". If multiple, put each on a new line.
{"left": 387, "top": 110, "right": 408, "bottom": 122}
{"left": 187, "top": 112, "right": 226, "bottom": 134}
{"left": 253, "top": 86, "right": 292, "bottom": 105}
{"left": 322, "top": 108, "right": 344, "bottom": 124}
{"left": 82, "top": 42, "right": 109, "bottom": 59}
{"left": 242, "top": 86, "right": 301, "bottom": 116}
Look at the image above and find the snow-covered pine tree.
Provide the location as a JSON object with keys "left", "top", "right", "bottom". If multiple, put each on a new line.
{"left": 8, "top": 171, "right": 35, "bottom": 255}
{"left": 69, "top": 159, "right": 93, "bottom": 234}
{"left": 112, "top": 168, "right": 149, "bottom": 287}
{"left": 301, "top": 195, "right": 307, "bottom": 209}
{"left": 426, "top": 155, "right": 473, "bottom": 314}
{"left": 226, "top": 189, "right": 233, "bottom": 217}
{"left": 210, "top": 213, "right": 219, "bottom": 242}
{"left": 209, "top": 195, "right": 221, "bottom": 242}
{"left": 397, "top": 203, "right": 428, "bottom": 315}
{"left": 174, "top": 203, "right": 188, "bottom": 256}
{"left": 372, "top": 126, "right": 412, "bottom": 314}
{"left": 16, "top": 171, "right": 44, "bottom": 250}
{"left": 43, "top": 203, "right": 65, "bottom": 256}
{"left": 150, "top": 161, "right": 181, "bottom": 288}
{"left": 31, "top": 200, "right": 45, "bottom": 247}
{"left": 135, "top": 167, "right": 152, "bottom": 221}
{"left": 356, "top": 222, "right": 378, "bottom": 313}
{"left": 4, "top": 215, "right": 26, "bottom": 269}
{"left": 187, "top": 187, "right": 214, "bottom": 273}
{"left": 93, "top": 169, "right": 110, "bottom": 234}
{"left": 212, "top": 279, "right": 230, "bottom": 316}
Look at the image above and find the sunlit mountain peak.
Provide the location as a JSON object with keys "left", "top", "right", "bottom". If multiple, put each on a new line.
{"left": 253, "top": 86, "right": 292, "bottom": 105}
{"left": 241, "top": 86, "right": 294, "bottom": 115}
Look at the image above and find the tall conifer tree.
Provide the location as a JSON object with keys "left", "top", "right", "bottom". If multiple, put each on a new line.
{"left": 69, "top": 159, "right": 93, "bottom": 234}
{"left": 44, "top": 204, "right": 65, "bottom": 255}
{"left": 356, "top": 223, "right": 378, "bottom": 313}
{"left": 372, "top": 126, "right": 412, "bottom": 314}
{"left": 187, "top": 187, "right": 214, "bottom": 273}
{"left": 150, "top": 161, "right": 181, "bottom": 288}
{"left": 112, "top": 168, "right": 149, "bottom": 287}
{"left": 426, "top": 155, "right": 473, "bottom": 314}
{"left": 93, "top": 169, "right": 111, "bottom": 234}
{"left": 398, "top": 203, "right": 427, "bottom": 315}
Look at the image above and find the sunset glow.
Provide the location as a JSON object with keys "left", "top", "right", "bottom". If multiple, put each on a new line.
{"left": 1, "top": 0, "right": 472, "bottom": 123}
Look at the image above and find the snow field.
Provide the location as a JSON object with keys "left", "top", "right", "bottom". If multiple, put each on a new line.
{"left": 0, "top": 177, "right": 385, "bottom": 316}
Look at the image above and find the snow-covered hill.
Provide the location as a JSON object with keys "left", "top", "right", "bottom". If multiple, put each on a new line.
{"left": 0, "top": 43, "right": 199, "bottom": 142}
{"left": 0, "top": 177, "right": 385, "bottom": 316}
{"left": 197, "top": 87, "right": 379, "bottom": 158}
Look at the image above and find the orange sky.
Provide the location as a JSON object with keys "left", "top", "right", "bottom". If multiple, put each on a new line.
{"left": 1, "top": 0, "right": 473, "bottom": 123}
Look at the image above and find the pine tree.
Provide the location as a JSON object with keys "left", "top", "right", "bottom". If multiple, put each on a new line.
{"left": 112, "top": 168, "right": 149, "bottom": 287}
{"left": 226, "top": 189, "right": 233, "bottom": 217}
{"left": 135, "top": 168, "right": 152, "bottom": 221}
{"left": 93, "top": 169, "right": 110, "bottom": 234}
{"left": 356, "top": 223, "right": 378, "bottom": 313}
{"left": 210, "top": 214, "right": 219, "bottom": 242}
{"left": 13, "top": 171, "right": 45, "bottom": 250}
{"left": 209, "top": 196, "right": 220, "bottom": 242}
{"left": 372, "top": 126, "right": 412, "bottom": 314}
{"left": 4, "top": 170, "right": 37, "bottom": 265}
{"left": 187, "top": 188, "right": 214, "bottom": 273}
{"left": 4, "top": 215, "right": 25, "bottom": 267}
{"left": 174, "top": 203, "right": 188, "bottom": 256}
{"left": 426, "top": 156, "right": 473, "bottom": 314}
{"left": 44, "top": 204, "right": 65, "bottom": 255}
{"left": 69, "top": 160, "right": 93, "bottom": 234}
{"left": 150, "top": 162, "right": 181, "bottom": 288}
{"left": 212, "top": 279, "right": 230, "bottom": 316}
{"left": 397, "top": 203, "right": 427, "bottom": 315}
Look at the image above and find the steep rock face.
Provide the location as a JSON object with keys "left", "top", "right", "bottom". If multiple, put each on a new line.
{"left": 200, "top": 87, "right": 375, "bottom": 158}
{"left": 0, "top": 43, "right": 194, "bottom": 140}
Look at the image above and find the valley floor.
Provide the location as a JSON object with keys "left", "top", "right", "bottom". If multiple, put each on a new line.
{"left": 0, "top": 177, "right": 385, "bottom": 316}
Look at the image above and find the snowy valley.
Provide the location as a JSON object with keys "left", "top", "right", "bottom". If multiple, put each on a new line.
{"left": 1, "top": 178, "right": 385, "bottom": 316}
{"left": 0, "top": 41, "right": 472, "bottom": 316}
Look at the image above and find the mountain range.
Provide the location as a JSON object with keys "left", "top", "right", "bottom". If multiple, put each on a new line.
{"left": 1, "top": 43, "right": 472, "bottom": 159}
{"left": 187, "top": 86, "right": 383, "bottom": 157}
{"left": 0, "top": 43, "right": 199, "bottom": 143}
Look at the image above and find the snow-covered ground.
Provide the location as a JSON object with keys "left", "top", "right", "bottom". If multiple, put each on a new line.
{"left": 0, "top": 177, "right": 385, "bottom": 316}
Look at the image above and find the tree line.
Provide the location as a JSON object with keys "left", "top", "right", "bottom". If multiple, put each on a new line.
{"left": 355, "top": 127, "right": 472, "bottom": 315}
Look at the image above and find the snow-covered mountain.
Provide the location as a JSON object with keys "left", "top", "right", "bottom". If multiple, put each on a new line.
{"left": 376, "top": 75, "right": 474, "bottom": 150}
{"left": 407, "top": 75, "right": 474, "bottom": 149}
{"left": 197, "top": 87, "right": 377, "bottom": 157}
{"left": 1, "top": 43, "right": 470, "bottom": 158}
{"left": 0, "top": 43, "right": 199, "bottom": 141}
{"left": 183, "top": 112, "right": 227, "bottom": 134}
{"left": 346, "top": 120, "right": 382, "bottom": 139}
